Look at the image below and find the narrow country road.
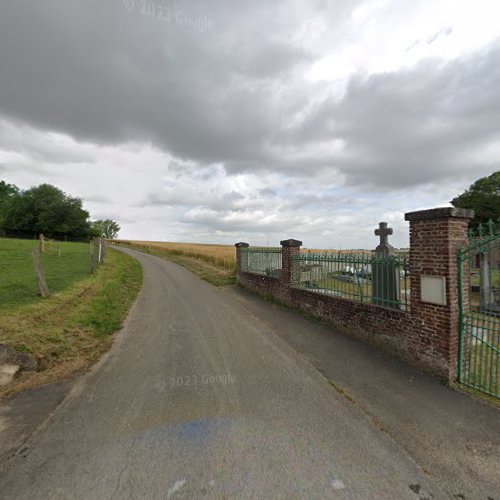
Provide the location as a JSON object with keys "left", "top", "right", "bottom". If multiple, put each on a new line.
{"left": 0, "top": 248, "right": 444, "bottom": 499}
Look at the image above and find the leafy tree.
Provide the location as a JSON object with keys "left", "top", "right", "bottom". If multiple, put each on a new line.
{"left": 0, "top": 181, "right": 20, "bottom": 229}
{"left": 0, "top": 180, "right": 19, "bottom": 200}
{"left": 91, "top": 219, "right": 121, "bottom": 239}
{"left": 1, "top": 182, "right": 92, "bottom": 238}
{"left": 451, "top": 171, "right": 500, "bottom": 227}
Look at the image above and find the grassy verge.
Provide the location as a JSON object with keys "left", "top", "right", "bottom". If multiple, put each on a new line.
{"left": 0, "top": 238, "right": 95, "bottom": 308}
{"left": 117, "top": 242, "right": 236, "bottom": 286}
{"left": 0, "top": 247, "right": 142, "bottom": 398}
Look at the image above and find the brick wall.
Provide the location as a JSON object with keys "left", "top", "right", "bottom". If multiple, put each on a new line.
{"left": 236, "top": 207, "right": 474, "bottom": 381}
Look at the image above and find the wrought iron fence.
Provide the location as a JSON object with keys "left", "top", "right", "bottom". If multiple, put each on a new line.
{"left": 240, "top": 247, "right": 282, "bottom": 277}
{"left": 292, "top": 252, "right": 410, "bottom": 310}
{"left": 458, "top": 220, "right": 500, "bottom": 399}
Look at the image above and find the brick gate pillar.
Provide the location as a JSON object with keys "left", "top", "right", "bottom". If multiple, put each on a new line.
{"left": 404, "top": 207, "right": 474, "bottom": 380}
{"left": 235, "top": 242, "right": 249, "bottom": 279}
{"left": 280, "top": 239, "right": 302, "bottom": 289}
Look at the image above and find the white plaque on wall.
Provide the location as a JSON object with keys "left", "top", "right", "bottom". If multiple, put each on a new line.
{"left": 420, "top": 275, "right": 447, "bottom": 305}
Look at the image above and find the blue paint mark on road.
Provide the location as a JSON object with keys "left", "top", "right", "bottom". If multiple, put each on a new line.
{"left": 119, "top": 416, "right": 234, "bottom": 450}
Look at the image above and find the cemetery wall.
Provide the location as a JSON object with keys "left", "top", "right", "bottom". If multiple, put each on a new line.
{"left": 237, "top": 269, "right": 448, "bottom": 378}
{"left": 236, "top": 207, "right": 475, "bottom": 382}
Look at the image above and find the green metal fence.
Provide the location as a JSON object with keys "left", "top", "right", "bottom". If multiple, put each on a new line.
{"left": 458, "top": 221, "right": 500, "bottom": 399}
{"left": 292, "top": 252, "right": 410, "bottom": 310}
{"left": 240, "top": 247, "right": 282, "bottom": 277}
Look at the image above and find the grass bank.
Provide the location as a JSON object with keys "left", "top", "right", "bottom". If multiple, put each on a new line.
{"left": 0, "top": 240, "right": 142, "bottom": 397}
{"left": 0, "top": 238, "right": 94, "bottom": 308}
{"left": 117, "top": 241, "right": 236, "bottom": 286}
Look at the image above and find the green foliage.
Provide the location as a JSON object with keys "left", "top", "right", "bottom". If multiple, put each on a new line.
{"left": 0, "top": 181, "right": 93, "bottom": 238}
{"left": 0, "top": 181, "right": 19, "bottom": 229}
{"left": 91, "top": 219, "right": 121, "bottom": 239}
{"left": 452, "top": 171, "right": 500, "bottom": 226}
{"left": 0, "top": 181, "right": 19, "bottom": 199}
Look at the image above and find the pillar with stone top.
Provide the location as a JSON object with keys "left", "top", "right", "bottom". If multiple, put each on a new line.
{"left": 235, "top": 242, "right": 249, "bottom": 278}
{"left": 280, "top": 239, "right": 302, "bottom": 287}
{"left": 405, "top": 207, "right": 474, "bottom": 380}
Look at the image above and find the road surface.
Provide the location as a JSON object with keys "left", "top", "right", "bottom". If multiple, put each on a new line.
{"left": 0, "top": 248, "right": 445, "bottom": 499}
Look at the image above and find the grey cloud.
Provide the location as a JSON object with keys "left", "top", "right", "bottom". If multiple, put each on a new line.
{"left": 0, "top": 0, "right": 313, "bottom": 166}
{"left": 143, "top": 188, "right": 245, "bottom": 211}
{"left": 259, "top": 188, "right": 276, "bottom": 197}
{"left": 0, "top": 0, "right": 498, "bottom": 193}
{"left": 282, "top": 43, "right": 500, "bottom": 188}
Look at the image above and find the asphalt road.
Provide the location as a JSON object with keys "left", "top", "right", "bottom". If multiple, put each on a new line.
{"left": 0, "top": 248, "right": 446, "bottom": 499}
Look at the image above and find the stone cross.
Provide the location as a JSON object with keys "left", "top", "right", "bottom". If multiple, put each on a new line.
{"left": 375, "top": 222, "right": 393, "bottom": 247}
{"left": 374, "top": 222, "right": 395, "bottom": 256}
{"left": 372, "top": 221, "right": 398, "bottom": 308}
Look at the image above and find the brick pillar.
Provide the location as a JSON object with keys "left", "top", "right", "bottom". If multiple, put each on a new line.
{"left": 235, "top": 242, "right": 249, "bottom": 280}
{"left": 404, "top": 207, "right": 474, "bottom": 380}
{"left": 280, "top": 239, "right": 302, "bottom": 288}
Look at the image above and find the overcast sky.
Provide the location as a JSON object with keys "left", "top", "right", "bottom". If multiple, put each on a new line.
{"left": 0, "top": 0, "right": 499, "bottom": 248}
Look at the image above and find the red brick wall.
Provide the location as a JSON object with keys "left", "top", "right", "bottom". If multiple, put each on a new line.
{"left": 237, "top": 271, "right": 446, "bottom": 377}
{"left": 406, "top": 210, "right": 472, "bottom": 380}
{"left": 236, "top": 207, "right": 474, "bottom": 381}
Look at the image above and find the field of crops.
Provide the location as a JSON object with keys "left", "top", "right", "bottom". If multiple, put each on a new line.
{"left": 116, "top": 240, "right": 236, "bottom": 269}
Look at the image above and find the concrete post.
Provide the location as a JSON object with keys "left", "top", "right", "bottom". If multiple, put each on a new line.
{"left": 405, "top": 207, "right": 474, "bottom": 380}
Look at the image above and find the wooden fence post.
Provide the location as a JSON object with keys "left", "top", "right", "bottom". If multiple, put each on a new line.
{"left": 39, "top": 233, "right": 45, "bottom": 254}
{"left": 32, "top": 248, "right": 49, "bottom": 298}
{"left": 98, "top": 237, "right": 106, "bottom": 264}
{"left": 101, "top": 239, "right": 106, "bottom": 264}
{"left": 90, "top": 239, "right": 97, "bottom": 274}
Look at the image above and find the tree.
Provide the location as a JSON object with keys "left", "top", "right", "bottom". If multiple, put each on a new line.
{"left": 0, "top": 181, "right": 20, "bottom": 231}
{"left": 1, "top": 182, "right": 93, "bottom": 238}
{"left": 0, "top": 180, "right": 19, "bottom": 200}
{"left": 451, "top": 171, "right": 500, "bottom": 227}
{"left": 91, "top": 219, "right": 121, "bottom": 239}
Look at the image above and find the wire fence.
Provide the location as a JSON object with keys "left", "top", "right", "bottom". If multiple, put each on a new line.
{"left": 0, "top": 236, "right": 105, "bottom": 310}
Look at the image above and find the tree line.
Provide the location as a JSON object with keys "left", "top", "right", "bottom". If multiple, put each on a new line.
{"left": 0, "top": 181, "right": 120, "bottom": 240}
{"left": 451, "top": 171, "right": 500, "bottom": 227}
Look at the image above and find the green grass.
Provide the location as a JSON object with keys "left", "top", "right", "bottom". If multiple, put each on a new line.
{"left": 0, "top": 238, "right": 93, "bottom": 309}
{"left": 119, "top": 242, "right": 236, "bottom": 287}
{"left": 0, "top": 240, "right": 142, "bottom": 397}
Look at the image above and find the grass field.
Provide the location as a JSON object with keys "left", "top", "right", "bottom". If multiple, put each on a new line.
{"left": 117, "top": 240, "right": 236, "bottom": 286}
{"left": 0, "top": 238, "right": 93, "bottom": 309}
{"left": 0, "top": 238, "right": 142, "bottom": 397}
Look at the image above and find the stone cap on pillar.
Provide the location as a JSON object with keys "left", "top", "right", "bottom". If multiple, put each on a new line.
{"left": 235, "top": 242, "right": 249, "bottom": 248}
{"left": 280, "top": 239, "right": 303, "bottom": 247}
{"left": 405, "top": 207, "right": 475, "bottom": 222}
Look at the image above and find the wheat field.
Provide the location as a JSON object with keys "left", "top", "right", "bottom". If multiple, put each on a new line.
{"left": 116, "top": 240, "right": 237, "bottom": 269}
{"left": 115, "top": 240, "right": 377, "bottom": 269}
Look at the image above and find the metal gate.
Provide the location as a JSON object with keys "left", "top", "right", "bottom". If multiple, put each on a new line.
{"left": 458, "top": 221, "right": 500, "bottom": 399}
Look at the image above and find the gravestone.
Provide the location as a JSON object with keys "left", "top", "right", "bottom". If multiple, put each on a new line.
{"left": 372, "top": 222, "right": 400, "bottom": 308}
{"left": 374, "top": 222, "right": 395, "bottom": 255}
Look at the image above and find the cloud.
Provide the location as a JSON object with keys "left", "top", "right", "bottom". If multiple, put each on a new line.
{"left": 281, "top": 43, "right": 500, "bottom": 188}
{"left": 0, "top": 0, "right": 499, "bottom": 247}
